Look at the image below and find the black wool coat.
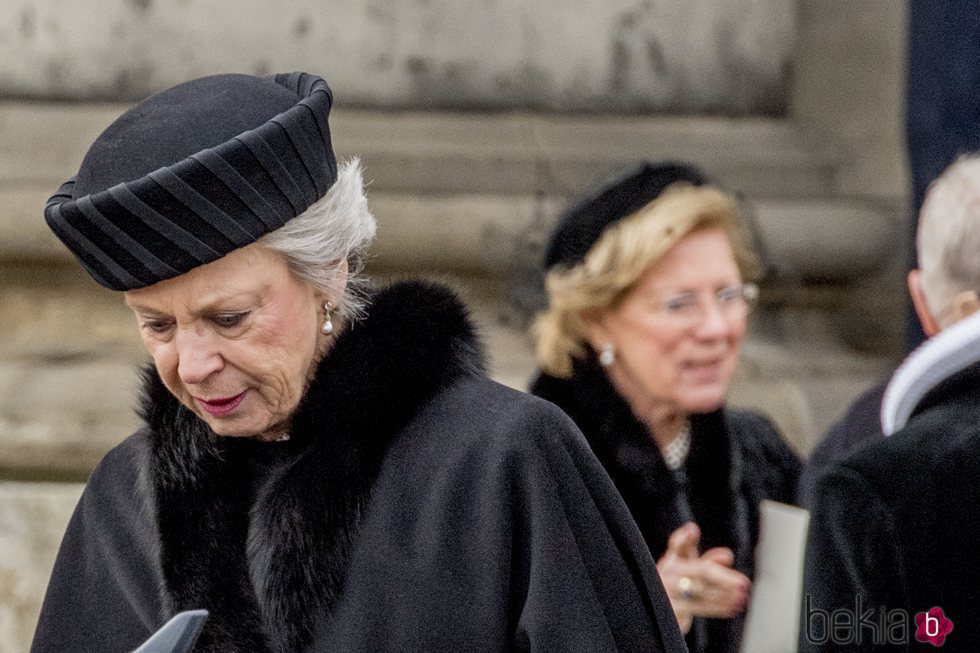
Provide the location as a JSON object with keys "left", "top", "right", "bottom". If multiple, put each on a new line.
{"left": 531, "top": 358, "right": 800, "bottom": 653}
{"left": 801, "top": 361, "right": 980, "bottom": 652}
{"left": 31, "top": 281, "right": 686, "bottom": 653}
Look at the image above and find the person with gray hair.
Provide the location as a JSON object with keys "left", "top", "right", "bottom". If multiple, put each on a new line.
{"left": 800, "top": 154, "right": 980, "bottom": 651}
{"left": 30, "top": 72, "right": 687, "bottom": 653}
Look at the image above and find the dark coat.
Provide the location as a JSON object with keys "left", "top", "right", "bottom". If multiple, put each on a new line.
{"left": 801, "top": 361, "right": 980, "bottom": 652}
{"left": 31, "top": 281, "right": 686, "bottom": 653}
{"left": 530, "top": 358, "right": 800, "bottom": 653}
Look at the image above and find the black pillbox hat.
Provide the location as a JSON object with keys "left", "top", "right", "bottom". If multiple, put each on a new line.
{"left": 44, "top": 72, "right": 337, "bottom": 290}
{"left": 543, "top": 161, "right": 708, "bottom": 270}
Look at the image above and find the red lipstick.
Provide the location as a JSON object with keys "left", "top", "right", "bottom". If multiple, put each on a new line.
{"left": 196, "top": 391, "right": 247, "bottom": 416}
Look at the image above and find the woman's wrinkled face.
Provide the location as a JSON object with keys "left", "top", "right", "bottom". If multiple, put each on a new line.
{"left": 124, "top": 243, "right": 325, "bottom": 439}
{"left": 589, "top": 227, "right": 747, "bottom": 415}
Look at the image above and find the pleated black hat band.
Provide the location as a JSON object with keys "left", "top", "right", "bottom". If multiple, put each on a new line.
{"left": 45, "top": 72, "right": 337, "bottom": 290}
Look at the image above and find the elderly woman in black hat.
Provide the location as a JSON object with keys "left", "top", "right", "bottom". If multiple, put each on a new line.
{"left": 530, "top": 162, "right": 801, "bottom": 653}
{"left": 30, "top": 74, "right": 687, "bottom": 653}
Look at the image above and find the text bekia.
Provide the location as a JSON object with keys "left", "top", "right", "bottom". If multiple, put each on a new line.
{"left": 804, "top": 595, "right": 953, "bottom": 647}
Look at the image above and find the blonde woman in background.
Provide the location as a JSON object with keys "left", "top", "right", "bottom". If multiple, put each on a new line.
{"left": 530, "top": 162, "right": 801, "bottom": 653}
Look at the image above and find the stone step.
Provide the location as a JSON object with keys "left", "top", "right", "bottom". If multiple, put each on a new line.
{"left": 0, "top": 359, "right": 141, "bottom": 480}
{"left": 364, "top": 192, "right": 902, "bottom": 283}
{"left": 1, "top": 102, "right": 835, "bottom": 199}
{"left": 2, "top": 181, "right": 901, "bottom": 284}
{"left": 332, "top": 110, "right": 836, "bottom": 198}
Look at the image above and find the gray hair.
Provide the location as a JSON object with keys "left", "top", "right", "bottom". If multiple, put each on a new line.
{"left": 918, "top": 154, "right": 980, "bottom": 316}
{"left": 260, "top": 158, "right": 377, "bottom": 319}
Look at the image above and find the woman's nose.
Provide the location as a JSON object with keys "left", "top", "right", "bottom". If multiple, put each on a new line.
{"left": 693, "top": 300, "right": 732, "bottom": 339}
{"left": 175, "top": 329, "right": 224, "bottom": 385}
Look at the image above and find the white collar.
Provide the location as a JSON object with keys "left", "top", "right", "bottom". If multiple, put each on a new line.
{"left": 881, "top": 309, "right": 980, "bottom": 436}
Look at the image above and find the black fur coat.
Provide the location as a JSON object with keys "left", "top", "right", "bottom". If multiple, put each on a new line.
{"left": 32, "top": 281, "right": 686, "bottom": 653}
{"left": 531, "top": 357, "right": 801, "bottom": 653}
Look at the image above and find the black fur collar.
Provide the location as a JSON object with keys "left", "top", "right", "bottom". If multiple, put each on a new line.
{"left": 138, "top": 280, "right": 485, "bottom": 653}
{"left": 530, "top": 357, "right": 745, "bottom": 564}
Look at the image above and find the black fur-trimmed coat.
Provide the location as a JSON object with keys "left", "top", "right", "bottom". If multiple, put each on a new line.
{"left": 31, "top": 281, "right": 686, "bottom": 653}
{"left": 531, "top": 357, "right": 801, "bottom": 653}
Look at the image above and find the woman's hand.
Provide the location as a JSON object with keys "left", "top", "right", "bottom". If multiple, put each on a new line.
{"left": 656, "top": 522, "right": 751, "bottom": 634}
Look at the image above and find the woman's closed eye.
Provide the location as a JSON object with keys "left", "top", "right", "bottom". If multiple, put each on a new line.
{"left": 715, "top": 286, "right": 742, "bottom": 305}
{"left": 211, "top": 312, "right": 251, "bottom": 329}
{"left": 662, "top": 294, "right": 700, "bottom": 315}
{"left": 140, "top": 318, "right": 174, "bottom": 335}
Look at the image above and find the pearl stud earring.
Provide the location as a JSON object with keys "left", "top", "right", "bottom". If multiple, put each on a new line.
{"left": 599, "top": 343, "right": 615, "bottom": 367}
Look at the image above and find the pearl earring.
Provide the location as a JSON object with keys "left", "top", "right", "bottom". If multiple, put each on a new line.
{"left": 321, "top": 301, "right": 335, "bottom": 335}
{"left": 599, "top": 343, "right": 615, "bottom": 367}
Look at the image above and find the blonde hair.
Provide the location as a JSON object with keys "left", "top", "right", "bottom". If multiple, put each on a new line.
{"left": 534, "top": 183, "right": 760, "bottom": 378}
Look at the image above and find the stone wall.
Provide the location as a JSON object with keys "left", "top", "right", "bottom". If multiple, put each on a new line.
{"left": 1, "top": 0, "right": 793, "bottom": 113}
{"left": 791, "top": 0, "right": 908, "bottom": 200}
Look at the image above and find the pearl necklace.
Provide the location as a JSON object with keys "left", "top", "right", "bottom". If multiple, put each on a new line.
{"left": 661, "top": 420, "right": 691, "bottom": 470}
